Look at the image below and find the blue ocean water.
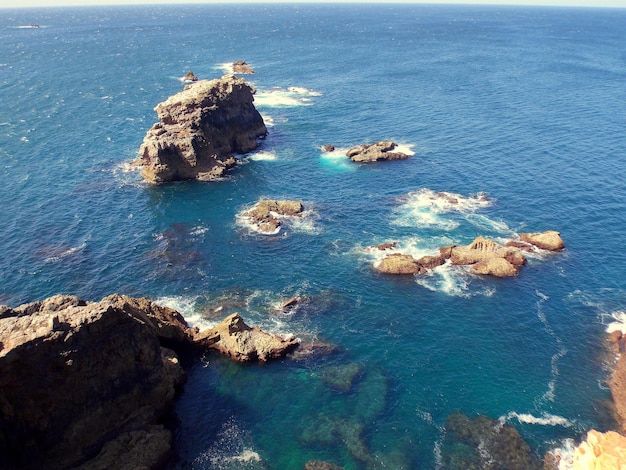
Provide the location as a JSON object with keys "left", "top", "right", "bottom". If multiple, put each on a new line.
{"left": 1, "top": 3, "right": 625, "bottom": 468}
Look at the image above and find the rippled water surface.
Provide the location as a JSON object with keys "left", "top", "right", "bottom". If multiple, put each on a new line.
{"left": 1, "top": 4, "right": 625, "bottom": 469}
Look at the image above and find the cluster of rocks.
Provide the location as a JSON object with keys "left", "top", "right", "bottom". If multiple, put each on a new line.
{"left": 373, "top": 231, "right": 565, "bottom": 278}
{"left": 241, "top": 199, "right": 304, "bottom": 234}
{"left": 345, "top": 141, "right": 409, "bottom": 163}
{"left": 0, "top": 294, "right": 297, "bottom": 469}
{"left": 323, "top": 141, "right": 410, "bottom": 163}
{"left": 135, "top": 75, "right": 267, "bottom": 183}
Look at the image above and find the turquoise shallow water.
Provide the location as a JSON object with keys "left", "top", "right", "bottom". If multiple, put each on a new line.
{"left": 1, "top": 4, "right": 625, "bottom": 468}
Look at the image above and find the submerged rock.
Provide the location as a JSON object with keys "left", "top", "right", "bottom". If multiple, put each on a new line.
{"left": 242, "top": 199, "right": 304, "bottom": 234}
{"left": 136, "top": 75, "right": 267, "bottom": 183}
{"left": 304, "top": 461, "right": 344, "bottom": 470}
{"left": 318, "top": 363, "right": 362, "bottom": 392}
{"left": 441, "top": 413, "right": 542, "bottom": 470}
{"left": 346, "top": 141, "right": 409, "bottom": 163}
{"left": 194, "top": 312, "right": 299, "bottom": 362}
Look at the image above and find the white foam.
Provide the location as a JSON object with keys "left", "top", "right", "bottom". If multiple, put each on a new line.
{"left": 235, "top": 203, "right": 318, "bottom": 236}
{"left": 43, "top": 242, "right": 86, "bottom": 264}
{"left": 546, "top": 439, "right": 577, "bottom": 470}
{"left": 260, "top": 114, "right": 274, "bottom": 127}
{"left": 394, "top": 143, "right": 416, "bottom": 156}
{"left": 189, "top": 225, "right": 209, "bottom": 236}
{"left": 154, "top": 295, "right": 217, "bottom": 330}
{"left": 254, "top": 86, "right": 321, "bottom": 107}
{"left": 228, "top": 449, "right": 261, "bottom": 463}
{"left": 502, "top": 411, "right": 574, "bottom": 428}
{"left": 248, "top": 150, "right": 278, "bottom": 161}
{"left": 319, "top": 146, "right": 354, "bottom": 171}
{"left": 605, "top": 310, "right": 626, "bottom": 334}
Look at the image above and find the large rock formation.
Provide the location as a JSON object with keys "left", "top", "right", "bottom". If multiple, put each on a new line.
{"left": 0, "top": 294, "right": 190, "bottom": 470}
{"left": 346, "top": 141, "right": 409, "bottom": 163}
{"left": 0, "top": 294, "right": 297, "bottom": 469}
{"left": 136, "top": 75, "right": 267, "bottom": 183}
{"left": 232, "top": 60, "right": 255, "bottom": 74}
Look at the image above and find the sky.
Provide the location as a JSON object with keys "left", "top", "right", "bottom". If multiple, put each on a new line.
{"left": 0, "top": 0, "right": 624, "bottom": 7}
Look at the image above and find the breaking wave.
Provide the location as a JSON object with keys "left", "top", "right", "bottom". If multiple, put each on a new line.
{"left": 255, "top": 86, "right": 321, "bottom": 107}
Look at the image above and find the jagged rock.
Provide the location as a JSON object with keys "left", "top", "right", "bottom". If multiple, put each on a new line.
{"left": 182, "top": 70, "right": 198, "bottom": 82}
{"left": 321, "top": 145, "right": 335, "bottom": 152}
{"left": 375, "top": 253, "right": 426, "bottom": 275}
{"left": 232, "top": 60, "right": 255, "bottom": 74}
{"left": 520, "top": 230, "right": 565, "bottom": 251}
{"left": 370, "top": 242, "right": 397, "bottom": 251}
{"left": 571, "top": 430, "right": 626, "bottom": 469}
{"left": 0, "top": 295, "right": 189, "bottom": 470}
{"left": 608, "top": 330, "right": 626, "bottom": 432}
{"left": 242, "top": 199, "right": 304, "bottom": 234}
{"left": 136, "top": 75, "right": 267, "bottom": 183}
{"left": 450, "top": 236, "right": 526, "bottom": 277}
{"left": 194, "top": 313, "right": 299, "bottom": 362}
{"left": 417, "top": 254, "right": 446, "bottom": 269}
{"left": 346, "top": 141, "right": 409, "bottom": 163}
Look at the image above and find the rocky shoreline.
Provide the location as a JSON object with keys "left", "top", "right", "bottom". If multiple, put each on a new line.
{"left": 0, "top": 294, "right": 297, "bottom": 469}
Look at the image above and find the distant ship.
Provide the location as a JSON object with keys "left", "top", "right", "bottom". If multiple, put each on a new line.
{"left": 17, "top": 24, "right": 40, "bottom": 29}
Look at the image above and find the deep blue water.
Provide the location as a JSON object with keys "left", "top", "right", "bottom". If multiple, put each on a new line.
{"left": 1, "top": 3, "right": 625, "bottom": 469}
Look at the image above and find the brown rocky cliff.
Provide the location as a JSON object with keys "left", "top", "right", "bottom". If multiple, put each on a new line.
{"left": 0, "top": 295, "right": 187, "bottom": 470}
{"left": 136, "top": 75, "right": 267, "bottom": 183}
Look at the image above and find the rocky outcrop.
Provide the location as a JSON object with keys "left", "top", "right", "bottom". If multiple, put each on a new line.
{"left": 0, "top": 294, "right": 190, "bottom": 470}
{"left": 194, "top": 313, "right": 299, "bottom": 362}
{"left": 0, "top": 294, "right": 298, "bottom": 469}
{"left": 520, "top": 230, "right": 565, "bottom": 251}
{"left": 607, "top": 330, "right": 626, "bottom": 432}
{"left": 136, "top": 75, "right": 267, "bottom": 183}
{"left": 241, "top": 199, "right": 304, "bottom": 234}
{"left": 375, "top": 253, "right": 427, "bottom": 275}
{"left": 570, "top": 430, "right": 626, "bottom": 469}
{"left": 346, "top": 141, "right": 409, "bottom": 163}
{"left": 304, "top": 461, "right": 344, "bottom": 470}
{"left": 450, "top": 236, "right": 527, "bottom": 277}
{"left": 182, "top": 70, "right": 198, "bottom": 82}
{"left": 232, "top": 60, "right": 255, "bottom": 74}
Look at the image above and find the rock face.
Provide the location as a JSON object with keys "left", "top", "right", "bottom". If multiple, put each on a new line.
{"left": 182, "top": 70, "right": 198, "bottom": 82}
{"left": 194, "top": 313, "right": 299, "bottom": 362}
{"left": 375, "top": 253, "right": 427, "bottom": 275}
{"left": 450, "top": 236, "right": 527, "bottom": 277}
{"left": 0, "top": 294, "right": 191, "bottom": 470}
{"left": 346, "top": 141, "right": 409, "bottom": 163}
{"left": 241, "top": 199, "right": 304, "bottom": 234}
{"left": 608, "top": 330, "right": 626, "bottom": 432}
{"left": 0, "top": 294, "right": 298, "bottom": 469}
{"left": 136, "top": 75, "right": 267, "bottom": 183}
{"left": 520, "top": 230, "right": 565, "bottom": 251}
{"left": 571, "top": 430, "right": 626, "bottom": 469}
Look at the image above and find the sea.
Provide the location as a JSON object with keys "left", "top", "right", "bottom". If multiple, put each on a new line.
{"left": 1, "top": 3, "right": 625, "bottom": 469}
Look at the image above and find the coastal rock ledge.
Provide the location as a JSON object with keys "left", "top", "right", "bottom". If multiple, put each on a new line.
{"left": 135, "top": 75, "right": 267, "bottom": 183}
{"left": 0, "top": 294, "right": 296, "bottom": 470}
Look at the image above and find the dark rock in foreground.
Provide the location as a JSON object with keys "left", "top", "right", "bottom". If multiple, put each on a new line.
{"left": 136, "top": 75, "right": 267, "bottom": 183}
{"left": 0, "top": 294, "right": 297, "bottom": 469}
{"left": 346, "top": 141, "right": 409, "bottom": 163}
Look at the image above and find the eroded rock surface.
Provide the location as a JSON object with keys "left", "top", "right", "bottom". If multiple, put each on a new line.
{"left": 571, "top": 430, "right": 626, "bottom": 470}
{"left": 346, "top": 141, "right": 409, "bottom": 163}
{"left": 136, "top": 75, "right": 267, "bottom": 183}
{"left": 241, "top": 199, "right": 304, "bottom": 234}
{"left": 194, "top": 312, "right": 299, "bottom": 362}
{"left": 520, "top": 230, "right": 565, "bottom": 251}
